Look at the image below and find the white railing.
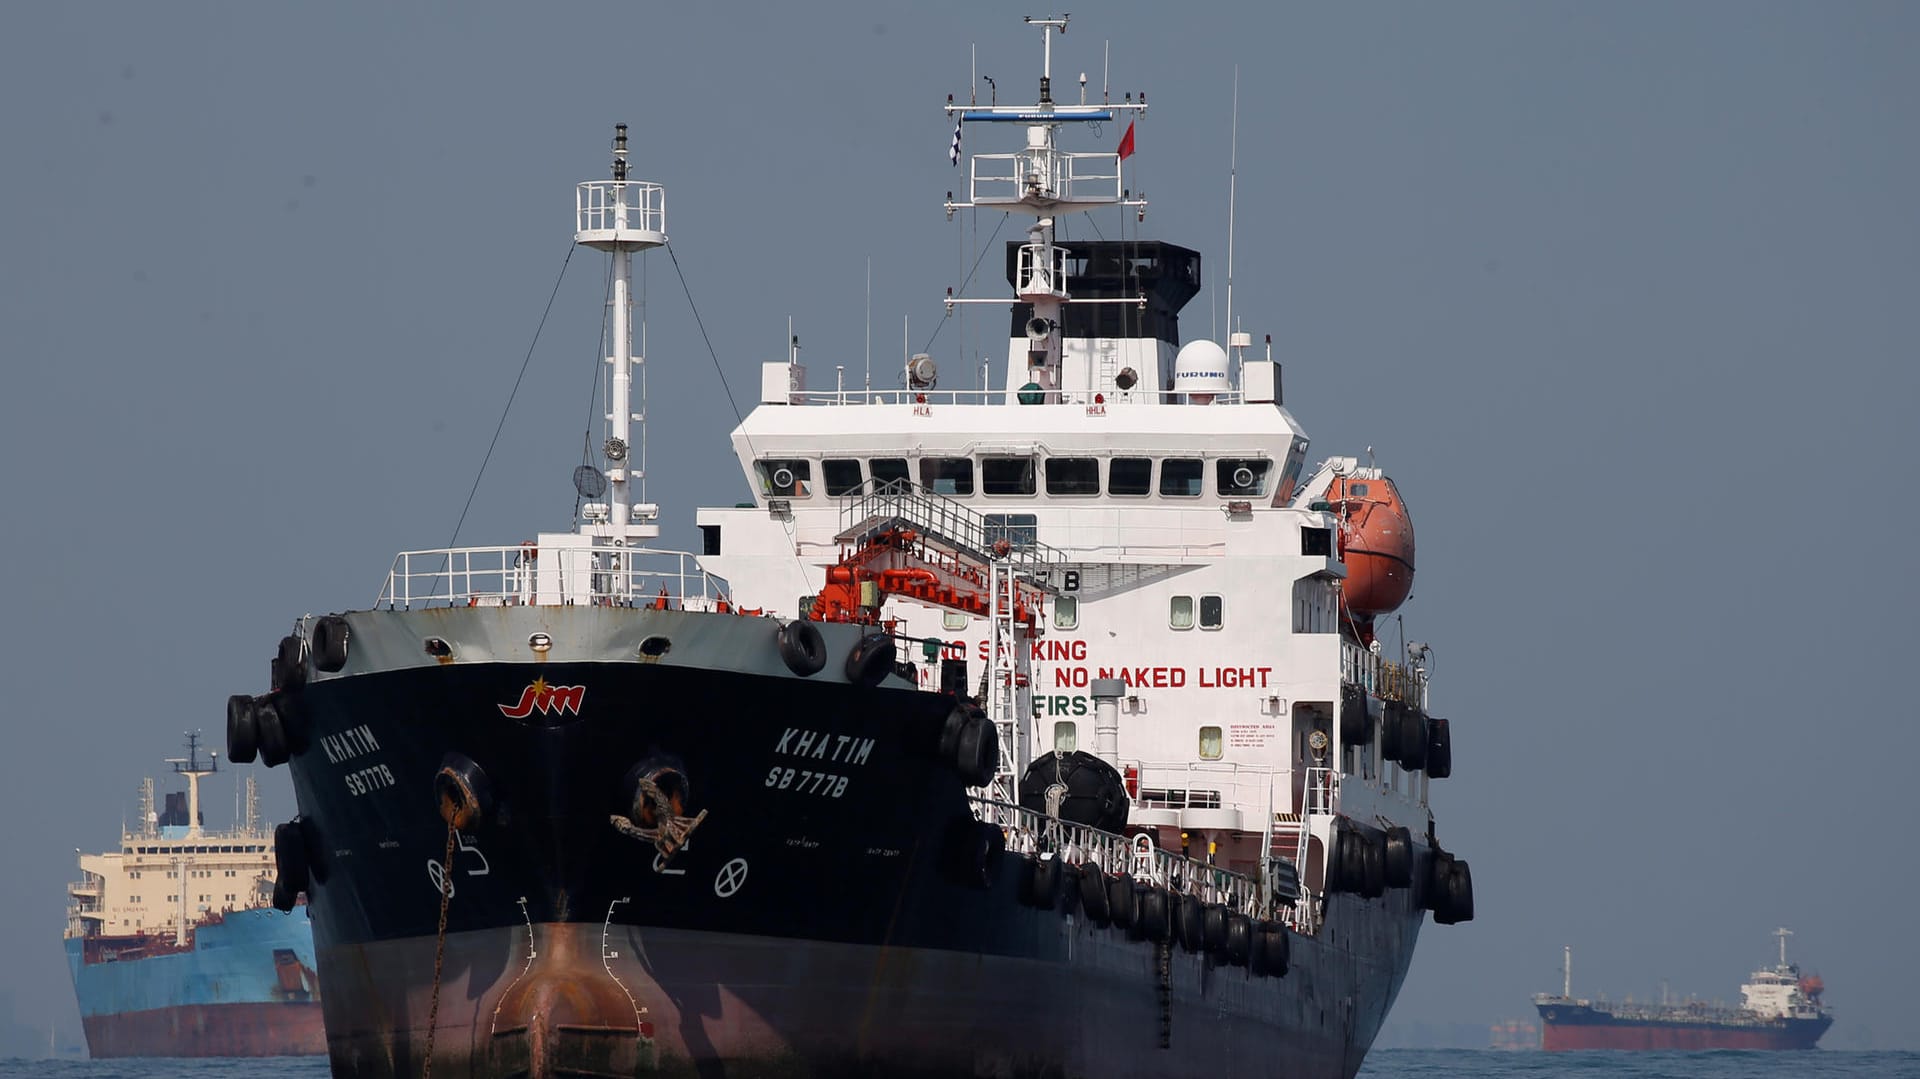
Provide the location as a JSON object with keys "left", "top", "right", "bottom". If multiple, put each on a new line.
{"left": 376, "top": 545, "right": 728, "bottom": 611}
{"left": 970, "top": 149, "right": 1124, "bottom": 207}
{"left": 780, "top": 387, "right": 1251, "bottom": 407}
{"left": 970, "top": 797, "right": 1275, "bottom": 917}
{"left": 1128, "top": 760, "right": 1281, "bottom": 822}
{"left": 575, "top": 180, "right": 666, "bottom": 237}
{"left": 1341, "top": 639, "right": 1428, "bottom": 709}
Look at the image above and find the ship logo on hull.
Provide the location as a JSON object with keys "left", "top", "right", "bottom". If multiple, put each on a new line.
{"left": 498, "top": 678, "right": 586, "bottom": 718}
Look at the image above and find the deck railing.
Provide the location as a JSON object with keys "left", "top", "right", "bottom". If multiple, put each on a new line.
{"left": 376, "top": 545, "right": 727, "bottom": 611}
{"left": 969, "top": 796, "right": 1312, "bottom": 928}
{"left": 1341, "top": 639, "right": 1428, "bottom": 709}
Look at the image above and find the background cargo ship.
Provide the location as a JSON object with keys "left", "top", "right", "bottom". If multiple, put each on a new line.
{"left": 63, "top": 734, "right": 323, "bottom": 1057}
{"left": 1532, "top": 930, "right": 1831, "bottom": 1050}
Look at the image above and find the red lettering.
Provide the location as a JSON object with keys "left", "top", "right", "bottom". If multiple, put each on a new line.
{"left": 498, "top": 685, "right": 537, "bottom": 719}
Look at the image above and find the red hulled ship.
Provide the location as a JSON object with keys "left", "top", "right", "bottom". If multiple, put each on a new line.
{"left": 1533, "top": 930, "right": 1831, "bottom": 1051}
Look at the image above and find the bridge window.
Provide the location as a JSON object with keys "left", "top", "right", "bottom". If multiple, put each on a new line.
{"left": 1217, "top": 458, "right": 1271, "bottom": 497}
{"left": 921, "top": 457, "right": 973, "bottom": 495}
{"left": 1301, "top": 526, "right": 1333, "bottom": 557}
{"left": 755, "top": 459, "right": 812, "bottom": 498}
{"left": 1200, "top": 595, "right": 1223, "bottom": 630}
{"left": 822, "top": 459, "right": 863, "bottom": 497}
{"left": 1045, "top": 458, "right": 1100, "bottom": 496}
{"left": 1054, "top": 595, "right": 1079, "bottom": 630}
{"left": 1170, "top": 595, "right": 1195, "bottom": 630}
{"left": 870, "top": 458, "right": 910, "bottom": 489}
{"left": 1199, "top": 726, "right": 1224, "bottom": 760}
{"left": 1110, "top": 457, "right": 1152, "bottom": 496}
{"left": 982, "top": 457, "right": 1037, "bottom": 496}
{"left": 1160, "top": 458, "right": 1204, "bottom": 497}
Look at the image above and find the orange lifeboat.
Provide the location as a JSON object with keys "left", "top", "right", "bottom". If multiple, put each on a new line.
{"left": 1327, "top": 473, "right": 1416, "bottom": 626}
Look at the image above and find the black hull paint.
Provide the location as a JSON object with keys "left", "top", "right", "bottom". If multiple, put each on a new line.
{"left": 287, "top": 656, "right": 1419, "bottom": 1077}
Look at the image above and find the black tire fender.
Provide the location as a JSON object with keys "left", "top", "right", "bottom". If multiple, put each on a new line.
{"left": 1029, "top": 854, "right": 1061, "bottom": 911}
{"left": 311, "top": 616, "right": 350, "bottom": 673}
{"left": 843, "top": 632, "right": 896, "bottom": 687}
{"left": 1426, "top": 717, "right": 1453, "bottom": 779}
{"left": 776, "top": 620, "right": 827, "bottom": 677}
{"left": 1384, "top": 825, "right": 1414, "bottom": 889}
{"left": 226, "top": 695, "right": 259, "bottom": 764}
{"left": 273, "top": 819, "right": 310, "bottom": 899}
{"left": 1361, "top": 829, "right": 1386, "bottom": 899}
{"left": 1399, "top": 707, "right": 1428, "bottom": 771}
{"left": 273, "top": 635, "right": 308, "bottom": 691}
{"left": 952, "top": 714, "right": 998, "bottom": 788}
{"left": 1106, "top": 873, "right": 1137, "bottom": 930}
{"left": 1077, "top": 863, "right": 1111, "bottom": 926}
{"left": 1224, "top": 913, "right": 1254, "bottom": 967}
{"left": 255, "top": 697, "right": 290, "bottom": 768}
{"left": 1202, "top": 903, "right": 1229, "bottom": 954}
{"left": 1140, "top": 887, "right": 1171, "bottom": 943}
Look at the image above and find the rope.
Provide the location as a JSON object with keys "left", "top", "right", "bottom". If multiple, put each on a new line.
{"left": 421, "top": 821, "right": 457, "bottom": 1078}
{"left": 444, "top": 243, "right": 578, "bottom": 551}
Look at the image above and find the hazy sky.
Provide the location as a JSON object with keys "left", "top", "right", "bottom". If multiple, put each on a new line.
{"left": 3, "top": 1, "right": 1915, "bottom": 1052}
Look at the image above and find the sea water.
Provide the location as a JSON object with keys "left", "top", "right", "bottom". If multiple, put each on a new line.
{"left": 0, "top": 1050, "right": 1915, "bottom": 1077}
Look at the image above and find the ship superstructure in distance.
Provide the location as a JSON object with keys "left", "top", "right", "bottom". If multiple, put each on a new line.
{"left": 64, "top": 733, "right": 323, "bottom": 1058}
{"left": 1533, "top": 931, "right": 1832, "bottom": 1051}
{"left": 232, "top": 16, "right": 1474, "bottom": 1079}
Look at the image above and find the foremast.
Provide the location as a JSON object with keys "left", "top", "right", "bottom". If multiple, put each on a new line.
{"left": 574, "top": 124, "right": 667, "bottom": 547}
{"left": 943, "top": 14, "right": 1148, "bottom": 404}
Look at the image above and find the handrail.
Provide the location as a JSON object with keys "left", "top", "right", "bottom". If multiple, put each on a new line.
{"left": 1341, "top": 640, "right": 1428, "bottom": 709}
{"left": 969, "top": 796, "right": 1317, "bottom": 932}
{"left": 376, "top": 545, "right": 728, "bottom": 611}
{"left": 780, "top": 387, "right": 1250, "bottom": 407}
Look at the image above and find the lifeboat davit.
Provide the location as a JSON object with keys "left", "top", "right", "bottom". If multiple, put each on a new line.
{"left": 1328, "top": 473, "right": 1416, "bottom": 628}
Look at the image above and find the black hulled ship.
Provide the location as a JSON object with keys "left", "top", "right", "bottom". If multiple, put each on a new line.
{"left": 234, "top": 19, "right": 1473, "bottom": 1078}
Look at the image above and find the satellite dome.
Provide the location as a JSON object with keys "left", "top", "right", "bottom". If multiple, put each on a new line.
{"left": 1172, "top": 340, "right": 1231, "bottom": 395}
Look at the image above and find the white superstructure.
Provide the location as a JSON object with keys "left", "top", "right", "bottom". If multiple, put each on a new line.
{"left": 694, "top": 15, "right": 1453, "bottom": 930}
{"left": 66, "top": 734, "right": 276, "bottom": 946}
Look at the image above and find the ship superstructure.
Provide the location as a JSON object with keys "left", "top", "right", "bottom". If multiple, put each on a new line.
{"left": 1533, "top": 931, "right": 1832, "bottom": 1051}
{"left": 236, "top": 18, "right": 1472, "bottom": 1079}
{"left": 63, "top": 734, "right": 322, "bottom": 1057}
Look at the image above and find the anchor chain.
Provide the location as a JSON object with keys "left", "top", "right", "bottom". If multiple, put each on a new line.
{"left": 1156, "top": 938, "right": 1173, "bottom": 1048}
{"left": 422, "top": 819, "right": 456, "bottom": 1077}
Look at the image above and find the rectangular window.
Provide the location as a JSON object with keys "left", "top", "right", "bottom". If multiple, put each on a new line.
{"left": 822, "top": 459, "right": 864, "bottom": 497}
{"left": 755, "top": 458, "right": 812, "bottom": 498}
{"left": 920, "top": 457, "right": 973, "bottom": 495}
{"left": 981, "top": 456, "right": 1037, "bottom": 496}
{"left": 942, "top": 611, "right": 969, "bottom": 631}
{"left": 1054, "top": 721, "right": 1079, "bottom": 753}
{"left": 1160, "top": 458, "right": 1204, "bottom": 497}
{"left": 1199, "top": 726, "right": 1224, "bottom": 760}
{"left": 1301, "top": 526, "right": 1332, "bottom": 557}
{"left": 1110, "top": 457, "right": 1152, "bottom": 496}
{"left": 1045, "top": 458, "right": 1100, "bottom": 496}
{"left": 1200, "top": 595, "right": 1223, "bottom": 629}
{"left": 869, "top": 458, "right": 911, "bottom": 490}
{"left": 1216, "top": 458, "right": 1271, "bottom": 497}
{"left": 1170, "top": 595, "right": 1195, "bottom": 630}
{"left": 984, "top": 514, "right": 1037, "bottom": 548}
{"left": 1054, "top": 595, "right": 1079, "bottom": 630}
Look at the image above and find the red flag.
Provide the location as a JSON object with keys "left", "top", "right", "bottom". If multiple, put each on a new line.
{"left": 1117, "top": 121, "right": 1136, "bottom": 160}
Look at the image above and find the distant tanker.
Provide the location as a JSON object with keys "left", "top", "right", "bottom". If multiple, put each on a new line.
{"left": 1533, "top": 930, "right": 1831, "bottom": 1051}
